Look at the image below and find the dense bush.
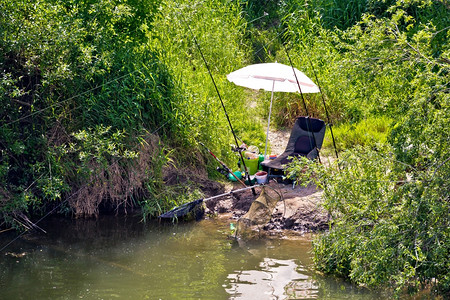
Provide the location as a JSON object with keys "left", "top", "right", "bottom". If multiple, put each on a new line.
{"left": 322, "top": 116, "right": 392, "bottom": 152}
{"left": 0, "top": 0, "right": 185, "bottom": 221}
{"left": 282, "top": 0, "right": 449, "bottom": 296}
{"left": 0, "top": 0, "right": 264, "bottom": 224}
{"left": 149, "top": 0, "right": 266, "bottom": 153}
{"left": 275, "top": 0, "right": 449, "bottom": 124}
{"left": 287, "top": 145, "right": 449, "bottom": 296}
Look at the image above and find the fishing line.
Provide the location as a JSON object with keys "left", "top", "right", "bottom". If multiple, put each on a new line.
{"left": 179, "top": 13, "right": 255, "bottom": 193}
{"left": 1, "top": 69, "right": 142, "bottom": 128}
{"left": 432, "top": 156, "right": 450, "bottom": 178}
{"left": 300, "top": 44, "right": 339, "bottom": 159}
{"left": 1, "top": 9, "right": 273, "bottom": 245}
{"left": 1, "top": 9, "right": 271, "bottom": 130}
{"left": 1, "top": 60, "right": 163, "bottom": 129}
{"left": 1, "top": 63, "right": 163, "bottom": 198}
{"left": 248, "top": 12, "right": 269, "bottom": 24}
{"left": 253, "top": 28, "right": 286, "bottom": 61}
{"left": 1, "top": 12, "right": 155, "bottom": 129}
{"left": 0, "top": 120, "right": 169, "bottom": 252}
{"left": 281, "top": 41, "right": 322, "bottom": 164}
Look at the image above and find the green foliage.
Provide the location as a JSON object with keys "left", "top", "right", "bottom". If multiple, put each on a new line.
{"left": 311, "top": 0, "right": 370, "bottom": 30}
{"left": 0, "top": 0, "right": 173, "bottom": 225}
{"left": 72, "top": 126, "right": 139, "bottom": 162}
{"left": 0, "top": 0, "right": 265, "bottom": 226}
{"left": 149, "top": 0, "right": 266, "bottom": 164}
{"left": 287, "top": 146, "right": 449, "bottom": 296}
{"left": 278, "top": 0, "right": 449, "bottom": 125}
{"left": 0, "top": 1, "right": 448, "bottom": 297}
{"left": 278, "top": 0, "right": 450, "bottom": 296}
{"left": 239, "top": 0, "right": 284, "bottom": 63}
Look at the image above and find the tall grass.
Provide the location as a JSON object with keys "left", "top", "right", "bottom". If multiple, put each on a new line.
{"left": 150, "top": 0, "right": 266, "bottom": 163}
{"left": 322, "top": 116, "right": 392, "bottom": 154}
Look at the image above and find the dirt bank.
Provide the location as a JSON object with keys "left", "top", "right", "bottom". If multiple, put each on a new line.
{"left": 204, "top": 180, "right": 329, "bottom": 235}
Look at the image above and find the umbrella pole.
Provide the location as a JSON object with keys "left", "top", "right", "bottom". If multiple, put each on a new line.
{"left": 264, "top": 81, "right": 275, "bottom": 159}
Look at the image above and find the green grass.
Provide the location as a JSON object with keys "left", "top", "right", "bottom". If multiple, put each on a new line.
{"left": 322, "top": 116, "right": 392, "bottom": 154}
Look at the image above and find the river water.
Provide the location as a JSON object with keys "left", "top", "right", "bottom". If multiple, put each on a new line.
{"left": 0, "top": 215, "right": 385, "bottom": 299}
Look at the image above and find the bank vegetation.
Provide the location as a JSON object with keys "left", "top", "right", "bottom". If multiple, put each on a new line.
{"left": 1, "top": 0, "right": 448, "bottom": 297}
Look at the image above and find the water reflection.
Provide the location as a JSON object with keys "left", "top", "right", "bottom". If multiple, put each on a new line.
{"left": 226, "top": 258, "right": 318, "bottom": 299}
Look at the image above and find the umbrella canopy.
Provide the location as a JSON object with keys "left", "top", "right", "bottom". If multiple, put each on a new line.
{"left": 227, "top": 62, "right": 320, "bottom": 158}
{"left": 226, "top": 62, "right": 320, "bottom": 94}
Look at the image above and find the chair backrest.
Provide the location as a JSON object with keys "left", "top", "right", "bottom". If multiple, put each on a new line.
{"left": 294, "top": 135, "right": 316, "bottom": 154}
{"left": 284, "top": 117, "right": 326, "bottom": 155}
{"left": 297, "top": 117, "right": 326, "bottom": 133}
{"left": 260, "top": 116, "right": 326, "bottom": 170}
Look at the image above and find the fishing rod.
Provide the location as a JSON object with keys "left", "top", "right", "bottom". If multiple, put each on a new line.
{"left": 199, "top": 142, "right": 247, "bottom": 187}
{"left": 281, "top": 41, "right": 322, "bottom": 164}
{"left": 304, "top": 54, "right": 339, "bottom": 159}
{"left": 159, "top": 184, "right": 263, "bottom": 219}
{"left": 181, "top": 14, "right": 255, "bottom": 194}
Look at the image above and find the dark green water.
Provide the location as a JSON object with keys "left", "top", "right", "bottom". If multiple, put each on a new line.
{"left": 0, "top": 215, "right": 385, "bottom": 299}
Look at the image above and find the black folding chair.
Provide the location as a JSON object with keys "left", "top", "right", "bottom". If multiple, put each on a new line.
{"left": 261, "top": 116, "right": 326, "bottom": 183}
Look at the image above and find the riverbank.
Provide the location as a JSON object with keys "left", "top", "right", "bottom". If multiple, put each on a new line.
{"left": 200, "top": 122, "right": 329, "bottom": 236}
{"left": 204, "top": 180, "right": 329, "bottom": 236}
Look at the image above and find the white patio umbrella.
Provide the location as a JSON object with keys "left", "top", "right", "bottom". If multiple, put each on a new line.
{"left": 226, "top": 62, "right": 320, "bottom": 158}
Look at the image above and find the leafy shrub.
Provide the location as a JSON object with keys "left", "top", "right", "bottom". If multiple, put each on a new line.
{"left": 0, "top": 0, "right": 265, "bottom": 226}
{"left": 286, "top": 146, "right": 449, "bottom": 296}
{"left": 150, "top": 0, "right": 266, "bottom": 163}
{"left": 280, "top": 1, "right": 449, "bottom": 297}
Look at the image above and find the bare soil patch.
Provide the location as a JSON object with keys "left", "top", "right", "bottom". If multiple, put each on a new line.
{"left": 204, "top": 180, "right": 329, "bottom": 235}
